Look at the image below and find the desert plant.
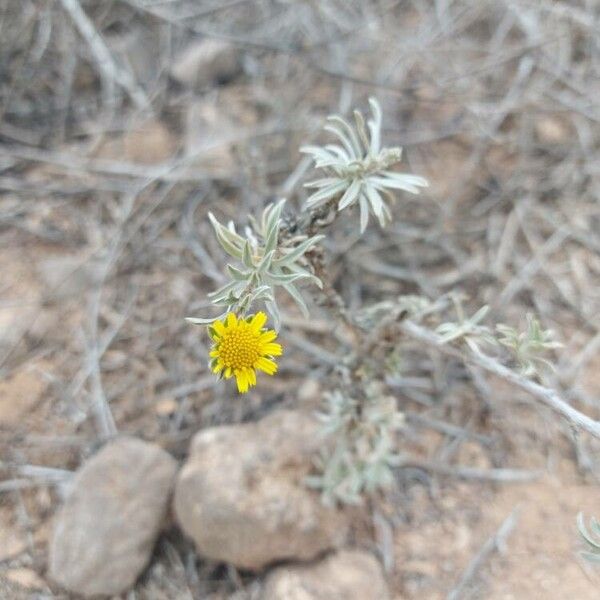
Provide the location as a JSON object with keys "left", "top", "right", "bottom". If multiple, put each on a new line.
{"left": 187, "top": 98, "right": 567, "bottom": 505}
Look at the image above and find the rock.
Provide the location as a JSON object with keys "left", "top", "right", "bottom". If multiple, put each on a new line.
{"left": 4, "top": 568, "right": 46, "bottom": 591}
{"left": 124, "top": 119, "right": 177, "bottom": 165}
{"left": 261, "top": 550, "right": 390, "bottom": 600}
{"left": 535, "top": 117, "right": 570, "bottom": 144}
{"left": 171, "top": 39, "right": 241, "bottom": 89}
{"left": 48, "top": 437, "right": 178, "bottom": 597}
{"left": 174, "top": 411, "right": 349, "bottom": 571}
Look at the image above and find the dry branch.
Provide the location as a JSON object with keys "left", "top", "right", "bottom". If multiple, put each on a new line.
{"left": 400, "top": 321, "right": 600, "bottom": 440}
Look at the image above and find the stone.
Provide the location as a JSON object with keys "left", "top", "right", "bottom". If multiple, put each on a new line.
{"left": 4, "top": 568, "right": 46, "bottom": 591}
{"left": 124, "top": 119, "right": 177, "bottom": 165}
{"left": 261, "top": 550, "right": 390, "bottom": 600}
{"left": 174, "top": 411, "right": 349, "bottom": 571}
{"left": 48, "top": 437, "right": 178, "bottom": 597}
{"left": 535, "top": 116, "right": 570, "bottom": 144}
{"left": 171, "top": 39, "right": 241, "bottom": 89}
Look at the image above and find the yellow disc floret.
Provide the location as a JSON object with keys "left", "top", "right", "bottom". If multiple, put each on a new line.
{"left": 208, "top": 312, "right": 282, "bottom": 393}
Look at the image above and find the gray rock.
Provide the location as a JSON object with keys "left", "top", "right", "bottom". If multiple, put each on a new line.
{"left": 48, "top": 437, "right": 178, "bottom": 597}
{"left": 262, "top": 550, "right": 390, "bottom": 600}
{"left": 174, "top": 411, "right": 349, "bottom": 571}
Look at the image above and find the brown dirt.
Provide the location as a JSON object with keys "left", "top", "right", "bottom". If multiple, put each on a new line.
{"left": 1, "top": 1, "right": 600, "bottom": 598}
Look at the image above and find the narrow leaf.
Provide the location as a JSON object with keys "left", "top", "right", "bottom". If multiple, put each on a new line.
{"left": 338, "top": 178, "right": 362, "bottom": 210}
{"left": 273, "top": 235, "right": 324, "bottom": 267}
{"left": 283, "top": 283, "right": 309, "bottom": 318}
{"left": 242, "top": 240, "right": 254, "bottom": 268}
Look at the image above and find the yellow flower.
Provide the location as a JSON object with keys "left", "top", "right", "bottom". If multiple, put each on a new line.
{"left": 209, "top": 312, "right": 282, "bottom": 393}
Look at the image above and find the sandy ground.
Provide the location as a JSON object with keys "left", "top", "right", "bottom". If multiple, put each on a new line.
{"left": 1, "top": 1, "right": 600, "bottom": 598}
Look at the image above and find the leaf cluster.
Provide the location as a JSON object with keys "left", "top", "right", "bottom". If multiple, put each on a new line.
{"left": 302, "top": 98, "right": 428, "bottom": 232}
{"left": 306, "top": 388, "right": 405, "bottom": 505}
{"left": 496, "top": 313, "right": 562, "bottom": 376}
{"left": 188, "top": 200, "right": 323, "bottom": 328}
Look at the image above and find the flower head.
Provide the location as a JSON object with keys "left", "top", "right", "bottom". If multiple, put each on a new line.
{"left": 209, "top": 311, "right": 282, "bottom": 393}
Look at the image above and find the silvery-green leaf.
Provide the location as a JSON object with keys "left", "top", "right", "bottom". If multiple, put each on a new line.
{"left": 260, "top": 203, "right": 272, "bottom": 234}
{"left": 324, "top": 144, "right": 351, "bottom": 162}
{"left": 313, "top": 157, "right": 343, "bottom": 170}
{"left": 265, "top": 298, "right": 281, "bottom": 331}
{"left": 581, "top": 552, "right": 600, "bottom": 563}
{"left": 248, "top": 213, "right": 260, "bottom": 235}
{"left": 242, "top": 240, "right": 254, "bottom": 268}
{"left": 248, "top": 285, "right": 273, "bottom": 304}
{"left": 210, "top": 291, "right": 241, "bottom": 305}
{"left": 257, "top": 249, "right": 275, "bottom": 273}
{"left": 578, "top": 513, "right": 600, "bottom": 549}
{"left": 300, "top": 145, "right": 338, "bottom": 164}
{"left": 359, "top": 194, "right": 370, "bottom": 233}
{"left": 468, "top": 305, "right": 490, "bottom": 326}
{"left": 213, "top": 223, "right": 244, "bottom": 259}
{"left": 273, "top": 235, "right": 324, "bottom": 267}
{"left": 237, "top": 293, "right": 251, "bottom": 311}
{"left": 265, "top": 198, "right": 285, "bottom": 236}
{"left": 364, "top": 184, "right": 386, "bottom": 224}
{"left": 324, "top": 121, "right": 357, "bottom": 160}
{"left": 209, "top": 285, "right": 243, "bottom": 305}
{"left": 338, "top": 178, "right": 362, "bottom": 210}
{"left": 380, "top": 171, "right": 428, "bottom": 186}
{"left": 264, "top": 219, "right": 279, "bottom": 254}
{"left": 327, "top": 115, "right": 362, "bottom": 158}
{"left": 185, "top": 314, "right": 226, "bottom": 325}
{"left": 251, "top": 286, "right": 274, "bottom": 304}
{"left": 304, "top": 178, "right": 342, "bottom": 189}
{"left": 284, "top": 263, "right": 323, "bottom": 288}
{"left": 352, "top": 110, "right": 370, "bottom": 152}
{"left": 226, "top": 264, "right": 250, "bottom": 282}
{"left": 305, "top": 181, "right": 348, "bottom": 208}
{"left": 367, "top": 97, "right": 382, "bottom": 154}
{"left": 368, "top": 120, "right": 380, "bottom": 156}
{"left": 208, "top": 279, "right": 240, "bottom": 299}
{"left": 264, "top": 272, "right": 308, "bottom": 285}
{"left": 369, "top": 176, "right": 422, "bottom": 195}
{"left": 283, "top": 283, "right": 309, "bottom": 318}
{"left": 209, "top": 213, "right": 245, "bottom": 246}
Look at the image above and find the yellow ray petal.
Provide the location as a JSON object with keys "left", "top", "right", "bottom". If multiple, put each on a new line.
{"left": 262, "top": 342, "right": 283, "bottom": 356}
{"left": 259, "top": 330, "right": 277, "bottom": 343}
{"left": 235, "top": 369, "right": 249, "bottom": 393}
{"left": 226, "top": 312, "right": 238, "bottom": 328}
{"left": 213, "top": 320, "right": 226, "bottom": 336}
{"left": 250, "top": 311, "right": 268, "bottom": 331}
{"left": 256, "top": 356, "right": 277, "bottom": 375}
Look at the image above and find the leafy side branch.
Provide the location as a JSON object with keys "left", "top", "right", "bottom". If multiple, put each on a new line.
{"left": 400, "top": 320, "right": 600, "bottom": 440}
